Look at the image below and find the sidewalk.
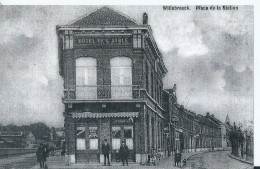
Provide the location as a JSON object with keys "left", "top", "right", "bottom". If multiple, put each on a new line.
{"left": 0, "top": 153, "right": 36, "bottom": 166}
{"left": 228, "top": 153, "right": 254, "bottom": 165}
{"left": 156, "top": 150, "right": 205, "bottom": 167}
{"left": 31, "top": 150, "right": 214, "bottom": 169}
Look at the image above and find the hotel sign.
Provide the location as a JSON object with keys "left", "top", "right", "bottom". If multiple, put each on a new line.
{"left": 74, "top": 36, "right": 132, "bottom": 48}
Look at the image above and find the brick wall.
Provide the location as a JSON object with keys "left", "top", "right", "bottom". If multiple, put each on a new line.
{"left": 65, "top": 116, "right": 76, "bottom": 155}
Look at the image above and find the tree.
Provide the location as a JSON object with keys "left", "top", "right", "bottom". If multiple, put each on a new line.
{"left": 228, "top": 123, "right": 244, "bottom": 157}
{"left": 29, "top": 123, "right": 51, "bottom": 141}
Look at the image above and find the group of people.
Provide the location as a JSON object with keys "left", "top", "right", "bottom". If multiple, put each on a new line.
{"left": 101, "top": 139, "right": 129, "bottom": 166}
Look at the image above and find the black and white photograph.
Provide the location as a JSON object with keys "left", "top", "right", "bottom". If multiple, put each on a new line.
{"left": 0, "top": 3, "right": 256, "bottom": 169}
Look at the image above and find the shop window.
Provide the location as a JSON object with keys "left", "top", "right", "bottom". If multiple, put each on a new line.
{"left": 76, "top": 127, "right": 86, "bottom": 150}
{"left": 112, "top": 127, "right": 121, "bottom": 150}
{"left": 110, "top": 57, "right": 132, "bottom": 99}
{"left": 76, "top": 57, "right": 97, "bottom": 99}
{"left": 89, "top": 127, "right": 98, "bottom": 150}
{"left": 124, "top": 126, "right": 133, "bottom": 149}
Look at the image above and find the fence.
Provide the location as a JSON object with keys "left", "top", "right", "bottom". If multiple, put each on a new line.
{"left": 0, "top": 148, "right": 36, "bottom": 157}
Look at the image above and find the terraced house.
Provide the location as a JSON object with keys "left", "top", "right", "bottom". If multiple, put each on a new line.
{"left": 57, "top": 7, "right": 167, "bottom": 164}
{"left": 163, "top": 89, "right": 223, "bottom": 155}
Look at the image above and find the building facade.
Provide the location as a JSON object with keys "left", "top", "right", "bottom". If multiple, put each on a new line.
{"left": 57, "top": 6, "right": 227, "bottom": 165}
{"left": 57, "top": 7, "right": 167, "bottom": 164}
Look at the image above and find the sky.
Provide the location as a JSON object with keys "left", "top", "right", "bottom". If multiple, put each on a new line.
{"left": 0, "top": 5, "right": 253, "bottom": 127}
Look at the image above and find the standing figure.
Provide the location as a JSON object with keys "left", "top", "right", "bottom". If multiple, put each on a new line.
{"left": 177, "top": 150, "right": 182, "bottom": 167}
{"left": 174, "top": 149, "right": 178, "bottom": 166}
{"left": 36, "top": 143, "right": 45, "bottom": 168}
{"left": 102, "top": 139, "right": 111, "bottom": 166}
{"left": 119, "top": 141, "right": 129, "bottom": 166}
{"left": 42, "top": 143, "right": 49, "bottom": 168}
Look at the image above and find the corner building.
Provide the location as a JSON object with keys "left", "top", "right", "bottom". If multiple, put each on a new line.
{"left": 57, "top": 7, "right": 167, "bottom": 164}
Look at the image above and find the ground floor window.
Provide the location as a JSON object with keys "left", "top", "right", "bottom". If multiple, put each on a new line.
{"left": 112, "top": 126, "right": 121, "bottom": 150}
{"left": 112, "top": 125, "right": 134, "bottom": 150}
{"left": 124, "top": 126, "right": 133, "bottom": 149}
{"left": 76, "top": 127, "right": 86, "bottom": 150}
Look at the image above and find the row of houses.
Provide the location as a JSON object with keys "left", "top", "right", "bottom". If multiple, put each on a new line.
{"left": 57, "top": 6, "right": 231, "bottom": 164}
{"left": 163, "top": 88, "right": 226, "bottom": 156}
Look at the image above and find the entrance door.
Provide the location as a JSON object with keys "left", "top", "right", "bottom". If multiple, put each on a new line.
{"left": 111, "top": 125, "right": 134, "bottom": 162}
{"left": 88, "top": 126, "right": 99, "bottom": 162}
{"left": 123, "top": 126, "right": 134, "bottom": 162}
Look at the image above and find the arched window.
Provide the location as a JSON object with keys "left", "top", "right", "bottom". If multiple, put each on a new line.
{"left": 110, "top": 57, "right": 132, "bottom": 99}
{"left": 76, "top": 57, "right": 97, "bottom": 99}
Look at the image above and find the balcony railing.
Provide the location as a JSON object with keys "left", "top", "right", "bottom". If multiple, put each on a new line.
{"left": 74, "top": 85, "right": 140, "bottom": 100}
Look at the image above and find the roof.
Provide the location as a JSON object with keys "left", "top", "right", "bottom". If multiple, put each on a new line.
{"left": 57, "top": 6, "right": 168, "bottom": 76}
{"left": 72, "top": 112, "right": 139, "bottom": 118}
{"left": 68, "top": 7, "right": 137, "bottom": 27}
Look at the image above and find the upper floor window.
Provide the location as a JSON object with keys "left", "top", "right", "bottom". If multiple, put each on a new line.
{"left": 63, "top": 30, "right": 73, "bottom": 50}
{"left": 110, "top": 57, "right": 132, "bottom": 99}
{"left": 145, "top": 62, "right": 149, "bottom": 92}
{"left": 76, "top": 57, "right": 97, "bottom": 99}
{"left": 133, "top": 30, "right": 142, "bottom": 48}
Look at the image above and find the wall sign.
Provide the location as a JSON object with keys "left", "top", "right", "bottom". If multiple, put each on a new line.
{"left": 112, "top": 118, "right": 134, "bottom": 124}
{"left": 74, "top": 36, "right": 132, "bottom": 48}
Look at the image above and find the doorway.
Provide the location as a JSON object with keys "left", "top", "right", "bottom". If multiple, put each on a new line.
{"left": 111, "top": 125, "right": 134, "bottom": 162}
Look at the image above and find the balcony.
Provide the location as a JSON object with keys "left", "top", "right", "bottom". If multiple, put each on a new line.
{"left": 64, "top": 85, "right": 141, "bottom": 101}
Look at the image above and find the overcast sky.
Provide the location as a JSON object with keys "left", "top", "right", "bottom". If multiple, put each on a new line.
{"left": 0, "top": 6, "right": 253, "bottom": 127}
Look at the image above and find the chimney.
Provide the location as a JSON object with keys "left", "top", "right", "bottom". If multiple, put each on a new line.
{"left": 206, "top": 112, "right": 210, "bottom": 116}
{"left": 143, "top": 13, "right": 148, "bottom": 25}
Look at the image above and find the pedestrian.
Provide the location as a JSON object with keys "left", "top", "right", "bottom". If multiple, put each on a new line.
{"left": 102, "top": 139, "right": 111, "bottom": 166}
{"left": 119, "top": 141, "right": 129, "bottom": 166}
{"left": 174, "top": 149, "right": 178, "bottom": 166}
{"left": 177, "top": 150, "right": 182, "bottom": 167}
{"left": 42, "top": 143, "right": 49, "bottom": 168}
{"left": 36, "top": 143, "right": 45, "bottom": 168}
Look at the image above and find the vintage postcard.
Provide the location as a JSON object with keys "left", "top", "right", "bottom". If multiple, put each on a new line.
{"left": 0, "top": 3, "right": 256, "bottom": 169}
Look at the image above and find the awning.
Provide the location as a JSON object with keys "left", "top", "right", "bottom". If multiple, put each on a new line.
{"left": 72, "top": 112, "right": 139, "bottom": 119}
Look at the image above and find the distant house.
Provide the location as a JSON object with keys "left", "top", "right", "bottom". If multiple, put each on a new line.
{"left": 0, "top": 131, "right": 24, "bottom": 148}
{"left": 0, "top": 137, "right": 15, "bottom": 148}
{"left": 0, "top": 131, "right": 36, "bottom": 148}
{"left": 24, "top": 131, "right": 36, "bottom": 148}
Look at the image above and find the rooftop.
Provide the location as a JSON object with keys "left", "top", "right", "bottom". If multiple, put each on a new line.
{"left": 67, "top": 7, "right": 137, "bottom": 28}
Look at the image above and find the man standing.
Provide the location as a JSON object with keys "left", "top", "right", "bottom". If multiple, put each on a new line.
{"left": 119, "top": 141, "right": 129, "bottom": 166}
{"left": 36, "top": 143, "right": 45, "bottom": 168}
{"left": 102, "top": 139, "right": 110, "bottom": 166}
{"left": 177, "top": 150, "right": 182, "bottom": 166}
{"left": 174, "top": 149, "right": 177, "bottom": 166}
